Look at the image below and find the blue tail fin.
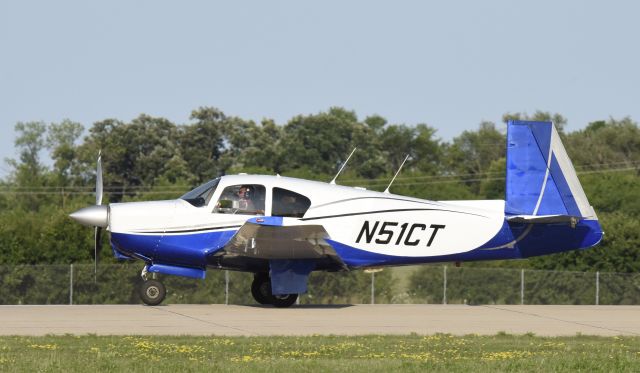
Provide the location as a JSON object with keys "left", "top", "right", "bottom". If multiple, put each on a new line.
{"left": 505, "top": 120, "right": 596, "bottom": 219}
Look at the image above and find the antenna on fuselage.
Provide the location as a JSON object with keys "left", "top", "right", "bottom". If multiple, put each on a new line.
{"left": 330, "top": 147, "right": 357, "bottom": 185}
{"left": 384, "top": 154, "right": 410, "bottom": 194}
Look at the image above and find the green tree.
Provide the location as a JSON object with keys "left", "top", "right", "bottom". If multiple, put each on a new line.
{"left": 46, "top": 119, "right": 84, "bottom": 186}
{"left": 6, "top": 121, "right": 49, "bottom": 211}
{"left": 478, "top": 157, "right": 506, "bottom": 199}
{"left": 378, "top": 122, "right": 443, "bottom": 175}
{"left": 564, "top": 117, "right": 640, "bottom": 170}
{"left": 379, "top": 124, "right": 415, "bottom": 172}
{"left": 445, "top": 121, "right": 505, "bottom": 193}
{"left": 280, "top": 107, "right": 382, "bottom": 176}
{"left": 0, "top": 107, "right": 639, "bottom": 281}
{"left": 180, "top": 107, "right": 226, "bottom": 182}
{"left": 79, "top": 115, "right": 187, "bottom": 201}
{"left": 237, "top": 119, "right": 284, "bottom": 173}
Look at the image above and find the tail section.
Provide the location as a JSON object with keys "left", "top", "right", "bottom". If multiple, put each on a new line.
{"left": 505, "top": 120, "right": 596, "bottom": 219}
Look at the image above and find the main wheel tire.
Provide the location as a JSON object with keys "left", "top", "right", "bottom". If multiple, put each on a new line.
{"left": 271, "top": 293, "right": 298, "bottom": 308}
{"left": 251, "top": 275, "right": 271, "bottom": 305}
{"left": 140, "top": 279, "right": 166, "bottom": 306}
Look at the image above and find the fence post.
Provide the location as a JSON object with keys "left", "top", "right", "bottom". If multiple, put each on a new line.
{"left": 224, "top": 270, "right": 229, "bottom": 305}
{"left": 596, "top": 271, "right": 600, "bottom": 305}
{"left": 69, "top": 264, "right": 73, "bottom": 305}
{"left": 371, "top": 272, "right": 375, "bottom": 304}
{"left": 443, "top": 266, "right": 447, "bottom": 305}
{"left": 520, "top": 269, "right": 524, "bottom": 305}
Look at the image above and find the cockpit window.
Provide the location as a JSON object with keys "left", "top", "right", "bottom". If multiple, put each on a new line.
{"left": 180, "top": 178, "right": 220, "bottom": 207}
{"left": 272, "top": 188, "right": 311, "bottom": 218}
{"left": 213, "top": 184, "right": 266, "bottom": 215}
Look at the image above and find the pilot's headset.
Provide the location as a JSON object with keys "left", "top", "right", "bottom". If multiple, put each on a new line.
{"left": 241, "top": 185, "right": 253, "bottom": 199}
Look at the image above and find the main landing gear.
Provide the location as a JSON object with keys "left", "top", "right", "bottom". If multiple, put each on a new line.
{"left": 139, "top": 266, "right": 166, "bottom": 306}
{"left": 251, "top": 273, "right": 298, "bottom": 308}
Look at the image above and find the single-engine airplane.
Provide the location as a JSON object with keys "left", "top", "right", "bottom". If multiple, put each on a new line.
{"left": 69, "top": 120, "right": 603, "bottom": 307}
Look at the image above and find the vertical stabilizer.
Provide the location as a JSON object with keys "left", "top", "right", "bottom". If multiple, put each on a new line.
{"left": 505, "top": 120, "right": 596, "bottom": 219}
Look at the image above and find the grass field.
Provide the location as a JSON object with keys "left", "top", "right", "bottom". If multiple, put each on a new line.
{"left": 1, "top": 334, "right": 639, "bottom": 372}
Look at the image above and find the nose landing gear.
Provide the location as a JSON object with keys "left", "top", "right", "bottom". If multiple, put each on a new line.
{"left": 140, "top": 279, "right": 166, "bottom": 306}
{"left": 251, "top": 273, "right": 298, "bottom": 308}
{"left": 139, "top": 265, "right": 166, "bottom": 306}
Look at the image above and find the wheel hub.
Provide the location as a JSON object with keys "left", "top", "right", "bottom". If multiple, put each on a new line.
{"left": 259, "top": 282, "right": 271, "bottom": 297}
{"left": 146, "top": 286, "right": 159, "bottom": 299}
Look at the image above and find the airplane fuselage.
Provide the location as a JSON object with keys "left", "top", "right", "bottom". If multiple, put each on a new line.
{"left": 105, "top": 174, "right": 601, "bottom": 272}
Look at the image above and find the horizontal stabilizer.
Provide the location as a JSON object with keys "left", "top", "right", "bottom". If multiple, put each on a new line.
{"left": 507, "top": 214, "right": 580, "bottom": 225}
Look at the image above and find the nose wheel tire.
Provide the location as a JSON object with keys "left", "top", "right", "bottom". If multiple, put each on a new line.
{"left": 140, "top": 279, "right": 166, "bottom": 306}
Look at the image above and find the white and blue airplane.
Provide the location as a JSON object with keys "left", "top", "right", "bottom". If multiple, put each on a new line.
{"left": 70, "top": 120, "right": 603, "bottom": 307}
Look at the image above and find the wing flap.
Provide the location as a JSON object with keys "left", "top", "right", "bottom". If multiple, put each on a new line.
{"left": 221, "top": 222, "right": 339, "bottom": 260}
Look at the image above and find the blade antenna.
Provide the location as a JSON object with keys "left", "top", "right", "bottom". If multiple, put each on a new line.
{"left": 330, "top": 147, "right": 357, "bottom": 185}
{"left": 384, "top": 154, "right": 410, "bottom": 194}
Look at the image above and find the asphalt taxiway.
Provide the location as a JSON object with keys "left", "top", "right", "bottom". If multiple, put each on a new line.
{"left": 1, "top": 304, "right": 638, "bottom": 336}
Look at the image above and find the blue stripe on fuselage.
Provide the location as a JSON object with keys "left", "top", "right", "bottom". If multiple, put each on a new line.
{"left": 110, "top": 230, "right": 236, "bottom": 267}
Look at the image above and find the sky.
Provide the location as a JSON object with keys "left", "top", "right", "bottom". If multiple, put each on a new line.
{"left": 1, "top": 1, "right": 639, "bottom": 177}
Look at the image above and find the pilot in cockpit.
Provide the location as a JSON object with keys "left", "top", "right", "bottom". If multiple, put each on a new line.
{"left": 237, "top": 185, "right": 256, "bottom": 211}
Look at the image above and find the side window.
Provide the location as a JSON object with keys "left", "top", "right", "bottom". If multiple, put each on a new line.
{"left": 213, "top": 184, "right": 265, "bottom": 215}
{"left": 272, "top": 187, "right": 311, "bottom": 218}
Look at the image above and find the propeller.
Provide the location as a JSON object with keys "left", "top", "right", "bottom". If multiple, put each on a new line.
{"left": 96, "top": 151, "right": 103, "bottom": 205}
{"left": 69, "top": 151, "right": 108, "bottom": 282}
{"left": 94, "top": 151, "right": 103, "bottom": 281}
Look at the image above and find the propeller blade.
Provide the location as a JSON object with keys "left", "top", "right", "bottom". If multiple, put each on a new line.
{"left": 94, "top": 226, "right": 102, "bottom": 281}
{"left": 96, "top": 151, "right": 103, "bottom": 206}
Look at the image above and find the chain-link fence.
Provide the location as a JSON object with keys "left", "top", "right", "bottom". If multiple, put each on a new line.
{"left": 1, "top": 263, "right": 639, "bottom": 305}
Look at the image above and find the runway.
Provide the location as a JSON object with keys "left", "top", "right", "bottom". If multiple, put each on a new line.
{"left": 1, "top": 304, "right": 639, "bottom": 336}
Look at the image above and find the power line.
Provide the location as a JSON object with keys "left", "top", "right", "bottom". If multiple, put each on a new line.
{"left": 381, "top": 167, "right": 638, "bottom": 188}
{"left": 341, "top": 161, "right": 640, "bottom": 185}
{"left": 0, "top": 165, "right": 636, "bottom": 195}
{"left": 2, "top": 160, "right": 638, "bottom": 190}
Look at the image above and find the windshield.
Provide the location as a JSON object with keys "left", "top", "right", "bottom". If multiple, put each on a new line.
{"left": 180, "top": 178, "right": 220, "bottom": 207}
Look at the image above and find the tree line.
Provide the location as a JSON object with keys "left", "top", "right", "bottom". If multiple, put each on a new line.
{"left": 1, "top": 107, "right": 639, "bottom": 273}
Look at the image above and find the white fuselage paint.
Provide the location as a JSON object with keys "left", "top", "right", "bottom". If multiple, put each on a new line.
{"left": 108, "top": 175, "right": 506, "bottom": 258}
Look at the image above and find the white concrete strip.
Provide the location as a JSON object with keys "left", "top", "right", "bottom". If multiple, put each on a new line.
{"left": 0, "top": 304, "right": 638, "bottom": 336}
